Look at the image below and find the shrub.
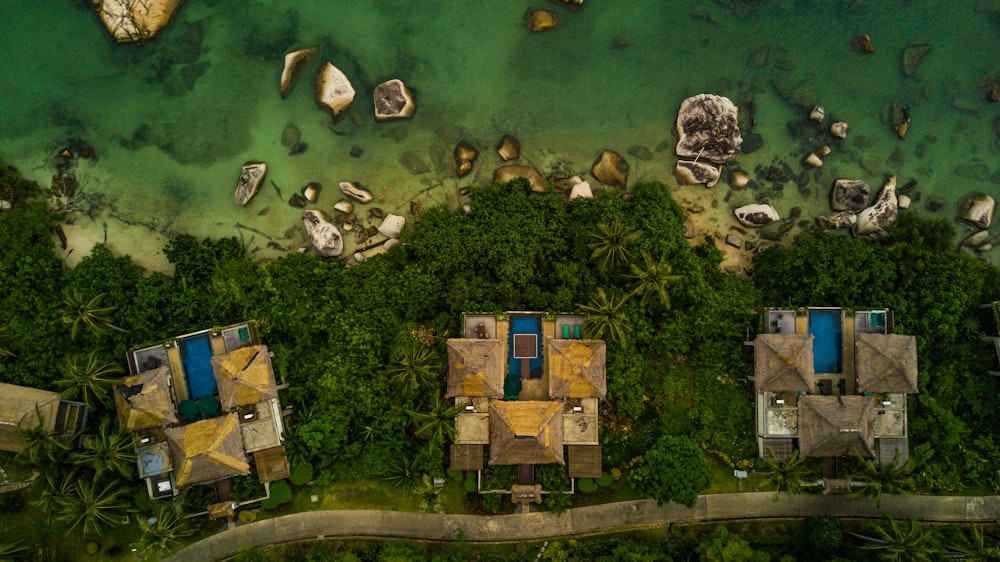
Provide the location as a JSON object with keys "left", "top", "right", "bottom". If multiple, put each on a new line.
{"left": 0, "top": 492, "right": 24, "bottom": 514}
{"left": 261, "top": 481, "right": 292, "bottom": 510}
{"left": 483, "top": 493, "right": 503, "bottom": 514}
{"left": 447, "top": 469, "right": 464, "bottom": 481}
{"left": 463, "top": 473, "right": 478, "bottom": 493}
{"left": 578, "top": 478, "right": 598, "bottom": 493}
{"left": 290, "top": 462, "right": 313, "bottom": 487}
{"left": 238, "top": 510, "right": 257, "bottom": 524}
{"left": 596, "top": 472, "right": 613, "bottom": 487}
{"left": 544, "top": 492, "right": 573, "bottom": 515}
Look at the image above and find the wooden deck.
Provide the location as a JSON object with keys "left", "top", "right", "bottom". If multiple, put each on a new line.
{"left": 841, "top": 314, "right": 856, "bottom": 395}
{"left": 166, "top": 345, "right": 190, "bottom": 402}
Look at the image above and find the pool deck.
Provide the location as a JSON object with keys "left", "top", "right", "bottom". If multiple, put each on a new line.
{"left": 210, "top": 333, "right": 228, "bottom": 357}
{"left": 520, "top": 321, "right": 555, "bottom": 401}
{"left": 841, "top": 315, "right": 856, "bottom": 394}
{"left": 166, "top": 345, "right": 190, "bottom": 402}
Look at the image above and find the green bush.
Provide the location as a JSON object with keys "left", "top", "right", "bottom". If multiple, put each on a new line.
{"left": 596, "top": 472, "right": 613, "bottom": 487}
{"left": 238, "top": 510, "right": 257, "bottom": 524}
{"left": 577, "top": 478, "right": 598, "bottom": 493}
{"left": 290, "top": 461, "right": 313, "bottom": 487}
{"left": 447, "top": 469, "right": 464, "bottom": 481}
{"left": 261, "top": 480, "right": 292, "bottom": 510}
{"left": 463, "top": 473, "right": 478, "bottom": 493}
{"left": 0, "top": 492, "right": 24, "bottom": 514}
{"left": 483, "top": 493, "right": 503, "bottom": 514}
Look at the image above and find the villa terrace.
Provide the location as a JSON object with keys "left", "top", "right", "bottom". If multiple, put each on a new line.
{"left": 753, "top": 308, "right": 917, "bottom": 469}
{"left": 117, "top": 322, "right": 290, "bottom": 499}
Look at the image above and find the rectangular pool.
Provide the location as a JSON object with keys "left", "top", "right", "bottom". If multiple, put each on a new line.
{"left": 508, "top": 315, "right": 543, "bottom": 379}
{"left": 809, "top": 309, "right": 843, "bottom": 374}
{"left": 178, "top": 333, "right": 217, "bottom": 399}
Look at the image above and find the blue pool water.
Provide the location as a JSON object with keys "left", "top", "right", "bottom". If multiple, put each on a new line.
{"left": 509, "top": 315, "right": 543, "bottom": 379}
{"left": 809, "top": 310, "right": 843, "bottom": 374}
{"left": 178, "top": 334, "right": 217, "bottom": 400}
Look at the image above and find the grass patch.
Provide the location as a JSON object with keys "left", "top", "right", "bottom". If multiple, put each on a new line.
{"left": 703, "top": 453, "right": 769, "bottom": 494}
{"left": 287, "top": 478, "right": 473, "bottom": 514}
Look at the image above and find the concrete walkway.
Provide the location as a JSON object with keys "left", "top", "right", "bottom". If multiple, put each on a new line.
{"left": 166, "top": 493, "right": 1000, "bottom": 561}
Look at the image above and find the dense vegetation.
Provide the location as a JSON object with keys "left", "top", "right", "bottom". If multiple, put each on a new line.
{"left": 1, "top": 158, "right": 999, "bottom": 557}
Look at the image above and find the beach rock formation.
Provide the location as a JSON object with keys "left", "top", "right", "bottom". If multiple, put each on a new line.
{"left": 897, "top": 194, "right": 911, "bottom": 209}
{"left": 675, "top": 94, "right": 743, "bottom": 162}
{"left": 373, "top": 79, "right": 416, "bottom": 121}
{"left": 377, "top": 214, "right": 406, "bottom": 239}
{"left": 730, "top": 171, "right": 750, "bottom": 189}
{"left": 962, "top": 230, "right": 991, "bottom": 247}
{"left": 454, "top": 142, "right": 477, "bottom": 178}
{"left": 333, "top": 199, "right": 353, "bottom": 214}
{"left": 817, "top": 211, "right": 857, "bottom": 230}
{"left": 831, "top": 179, "right": 871, "bottom": 212}
{"left": 302, "top": 210, "right": 343, "bottom": 257}
{"left": 497, "top": 135, "right": 520, "bottom": 161}
{"left": 302, "top": 182, "right": 321, "bottom": 204}
{"left": 339, "top": 182, "right": 373, "bottom": 204}
{"left": 809, "top": 106, "right": 825, "bottom": 123}
{"left": 527, "top": 9, "right": 560, "bottom": 32}
{"left": 675, "top": 160, "right": 721, "bottom": 187}
{"left": 804, "top": 152, "right": 823, "bottom": 168}
{"left": 830, "top": 122, "right": 849, "bottom": 139}
{"left": 554, "top": 0, "right": 584, "bottom": 8}
{"left": 902, "top": 44, "right": 932, "bottom": 76}
{"left": 854, "top": 34, "right": 875, "bottom": 54}
{"left": 315, "top": 62, "right": 356, "bottom": 118}
{"left": 234, "top": 162, "right": 267, "bottom": 206}
{"left": 494, "top": 165, "right": 547, "bottom": 192}
{"left": 569, "top": 180, "right": 592, "bottom": 200}
{"left": 94, "top": 0, "right": 182, "bottom": 43}
{"left": 280, "top": 46, "right": 320, "bottom": 98}
{"left": 853, "top": 176, "right": 898, "bottom": 240}
{"left": 962, "top": 193, "right": 997, "bottom": 229}
{"left": 734, "top": 204, "right": 780, "bottom": 228}
{"left": 591, "top": 150, "right": 629, "bottom": 188}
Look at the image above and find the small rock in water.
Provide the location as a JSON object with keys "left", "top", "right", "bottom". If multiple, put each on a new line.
{"left": 925, "top": 196, "right": 946, "bottom": 213}
{"left": 281, "top": 123, "right": 301, "bottom": 148}
{"left": 400, "top": 151, "right": 430, "bottom": 175}
{"left": 730, "top": 171, "right": 750, "bottom": 189}
{"left": 897, "top": 194, "right": 911, "bottom": 209}
{"left": 830, "top": 122, "right": 848, "bottom": 139}
{"left": 725, "top": 233, "right": 743, "bottom": 249}
{"left": 497, "top": 135, "right": 520, "bottom": 161}
{"left": 289, "top": 142, "right": 308, "bottom": 156}
{"left": 350, "top": 145, "right": 363, "bottom": 158}
{"left": 902, "top": 44, "right": 932, "bottom": 76}
{"left": 302, "top": 182, "right": 321, "bottom": 203}
{"left": 526, "top": 9, "right": 560, "bottom": 32}
{"left": 853, "top": 34, "right": 875, "bottom": 54}
{"left": 289, "top": 193, "right": 308, "bottom": 208}
{"left": 809, "top": 106, "right": 825, "bottom": 123}
{"left": 627, "top": 144, "right": 653, "bottom": 161}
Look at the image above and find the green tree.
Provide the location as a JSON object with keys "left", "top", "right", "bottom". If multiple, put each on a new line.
{"left": 698, "top": 526, "right": 771, "bottom": 562}
{"left": 73, "top": 418, "right": 136, "bottom": 481}
{"left": 760, "top": 449, "right": 814, "bottom": 501}
{"left": 384, "top": 456, "right": 421, "bottom": 496}
{"left": 849, "top": 452, "right": 915, "bottom": 507}
{"left": 853, "top": 517, "right": 937, "bottom": 562}
{"left": 629, "top": 435, "right": 710, "bottom": 507}
{"left": 386, "top": 340, "right": 440, "bottom": 398}
{"left": 15, "top": 406, "right": 70, "bottom": 470}
{"left": 407, "top": 393, "right": 459, "bottom": 448}
{"left": 797, "top": 516, "right": 845, "bottom": 561}
{"left": 580, "top": 288, "right": 631, "bottom": 345}
{"left": 61, "top": 288, "right": 126, "bottom": 340}
{"left": 625, "top": 251, "right": 682, "bottom": 309}
{"left": 57, "top": 479, "right": 130, "bottom": 535}
{"left": 944, "top": 525, "right": 1000, "bottom": 562}
{"left": 588, "top": 219, "right": 640, "bottom": 274}
{"left": 54, "top": 352, "right": 124, "bottom": 409}
{"left": 131, "top": 507, "right": 195, "bottom": 560}
{"left": 0, "top": 539, "right": 29, "bottom": 560}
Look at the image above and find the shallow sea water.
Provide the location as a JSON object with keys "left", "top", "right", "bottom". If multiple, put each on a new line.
{"left": 0, "top": 0, "right": 998, "bottom": 272}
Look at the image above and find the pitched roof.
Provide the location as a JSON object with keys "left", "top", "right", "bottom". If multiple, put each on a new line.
{"left": 165, "top": 413, "right": 250, "bottom": 487}
{"left": 0, "top": 384, "right": 61, "bottom": 453}
{"left": 254, "top": 445, "right": 290, "bottom": 483}
{"left": 754, "top": 334, "right": 815, "bottom": 392}
{"left": 212, "top": 345, "right": 278, "bottom": 411}
{"left": 547, "top": 340, "right": 607, "bottom": 399}
{"left": 114, "top": 367, "right": 178, "bottom": 431}
{"left": 797, "top": 395, "right": 875, "bottom": 458}
{"left": 855, "top": 333, "right": 919, "bottom": 394}
{"left": 488, "top": 400, "right": 564, "bottom": 465}
{"left": 446, "top": 339, "right": 505, "bottom": 398}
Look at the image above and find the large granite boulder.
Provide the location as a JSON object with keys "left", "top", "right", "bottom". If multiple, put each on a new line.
{"left": 854, "top": 176, "right": 898, "bottom": 240}
{"left": 302, "top": 210, "right": 343, "bottom": 257}
{"left": 734, "top": 204, "right": 780, "bottom": 228}
{"left": 280, "top": 46, "right": 320, "bottom": 98}
{"left": 377, "top": 214, "right": 406, "bottom": 239}
{"left": 590, "top": 150, "right": 629, "bottom": 188}
{"left": 675, "top": 94, "right": 743, "bottom": 163}
{"left": 962, "top": 193, "right": 996, "bottom": 229}
{"left": 675, "top": 160, "right": 721, "bottom": 187}
{"left": 497, "top": 135, "right": 520, "bottom": 161}
{"left": 95, "top": 0, "right": 183, "bottom": 43}
{"left": 830, "top": 179, "right": 871, "bottom": 212}
{"left": 569, "top": 180, "right": 593, "bottom": 200}
{"left": 315, "top": 62, "right": 356, "bottom": 118}
{"left": 373, "top": 79, "right": 416, "bottom": 121}
{"left": 494, "top": 165, "right": 547, "bottom": 192}
{"left": 339, "top": 181, "right": 373, "bottom": 203}
{"left": 816, "top": 211, "right": 857, "bottom": 230}
{"left": 234, "top": 162, "right": 267, "bottom": 206}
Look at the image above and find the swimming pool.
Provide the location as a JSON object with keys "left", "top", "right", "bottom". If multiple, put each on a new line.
{"left": 809, "top": 310, "right": 843, "bottom": 374}
{"left": 178, "top": 333, "right": 217, "bottom": 400}
{"left": 508, "top": 315, "right": 543, "bottom": 379}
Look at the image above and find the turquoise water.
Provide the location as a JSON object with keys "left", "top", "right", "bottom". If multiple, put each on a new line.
{"left": 509, "top": 314, "right": 543, "bottom": 378}
{"left": 0, "top": 1, "right": 998, "bottom": 271}
{"left": 178, "top": 333, "right": 216, "bottom": 399}
{"left": 808, "top": 309, "right": 843, "bottom": 374}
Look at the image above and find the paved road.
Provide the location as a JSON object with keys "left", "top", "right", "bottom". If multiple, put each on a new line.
{"left": 166, "top": 493, "right": 1000, "bottom": 561}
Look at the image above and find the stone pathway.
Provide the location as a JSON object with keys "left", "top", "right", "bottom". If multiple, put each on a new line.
{"left": 166, "top": 492, "right": 1000, "bottom": 561}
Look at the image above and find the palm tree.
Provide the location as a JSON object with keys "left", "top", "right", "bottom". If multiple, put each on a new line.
{"left": 407, "top": 394, "right": 459, "bottom": 448}
{"left": 57, "top": 479, "right": 130, "bottom": 535}
{"left": 131, "top": 507, "right": 195, "bottom": 560}
{"left": 580, "top": 288, "right": 631, "bottom": 346}
{"left": 852, "top": 516, "right": 937, "bottom": 562}
{"left": 55, "top": 352, "right": 124, "bottom": 409}
{"left": 759, "top": 449, "right": 813, "bottom": 501}
{"left": 386, "top": 341, "right": 440, "bottom": 398}
{"left": 61, "top": 288, "right": 127, "bottom": 340}
{"left": 384, "top": 456, "right": 421, "bottom": 496}
{"left": 0, "top": 539, "right": 29, "bottom": 560}
{"left": 849, "top": 452, "right": 915, "bottom": 507}
{"left": 0, "top": 324, "right": 16, "bottom": 358}
{"left": 588, "top": 219, "right": 640, "bottom": 274}
{"left": 31, "top": 468, "right": 77, "bottom": 516}
{"left": 625, "top": 251, "right": 682, "bottom": 309}
{"left": 15, "top": 406, "right": 70, "bottom": 470}
{"left": 73, "top": 418, "right": 136, "bottom": 481}
{"left": 945, "top": 525, "right": 1000, "bottom": 561}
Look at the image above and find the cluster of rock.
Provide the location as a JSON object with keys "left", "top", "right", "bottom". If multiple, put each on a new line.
{"left": 800, "top": 105, "right": 846, "bottom": 168}
{"left": 811, "top": 176, "right": 901, "bottom": 240}
{"left": 959, "top": 194, "right": 997, "bottom": 254}
{"left": 674, "top": 94, "right": 743, "bottom": 188}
